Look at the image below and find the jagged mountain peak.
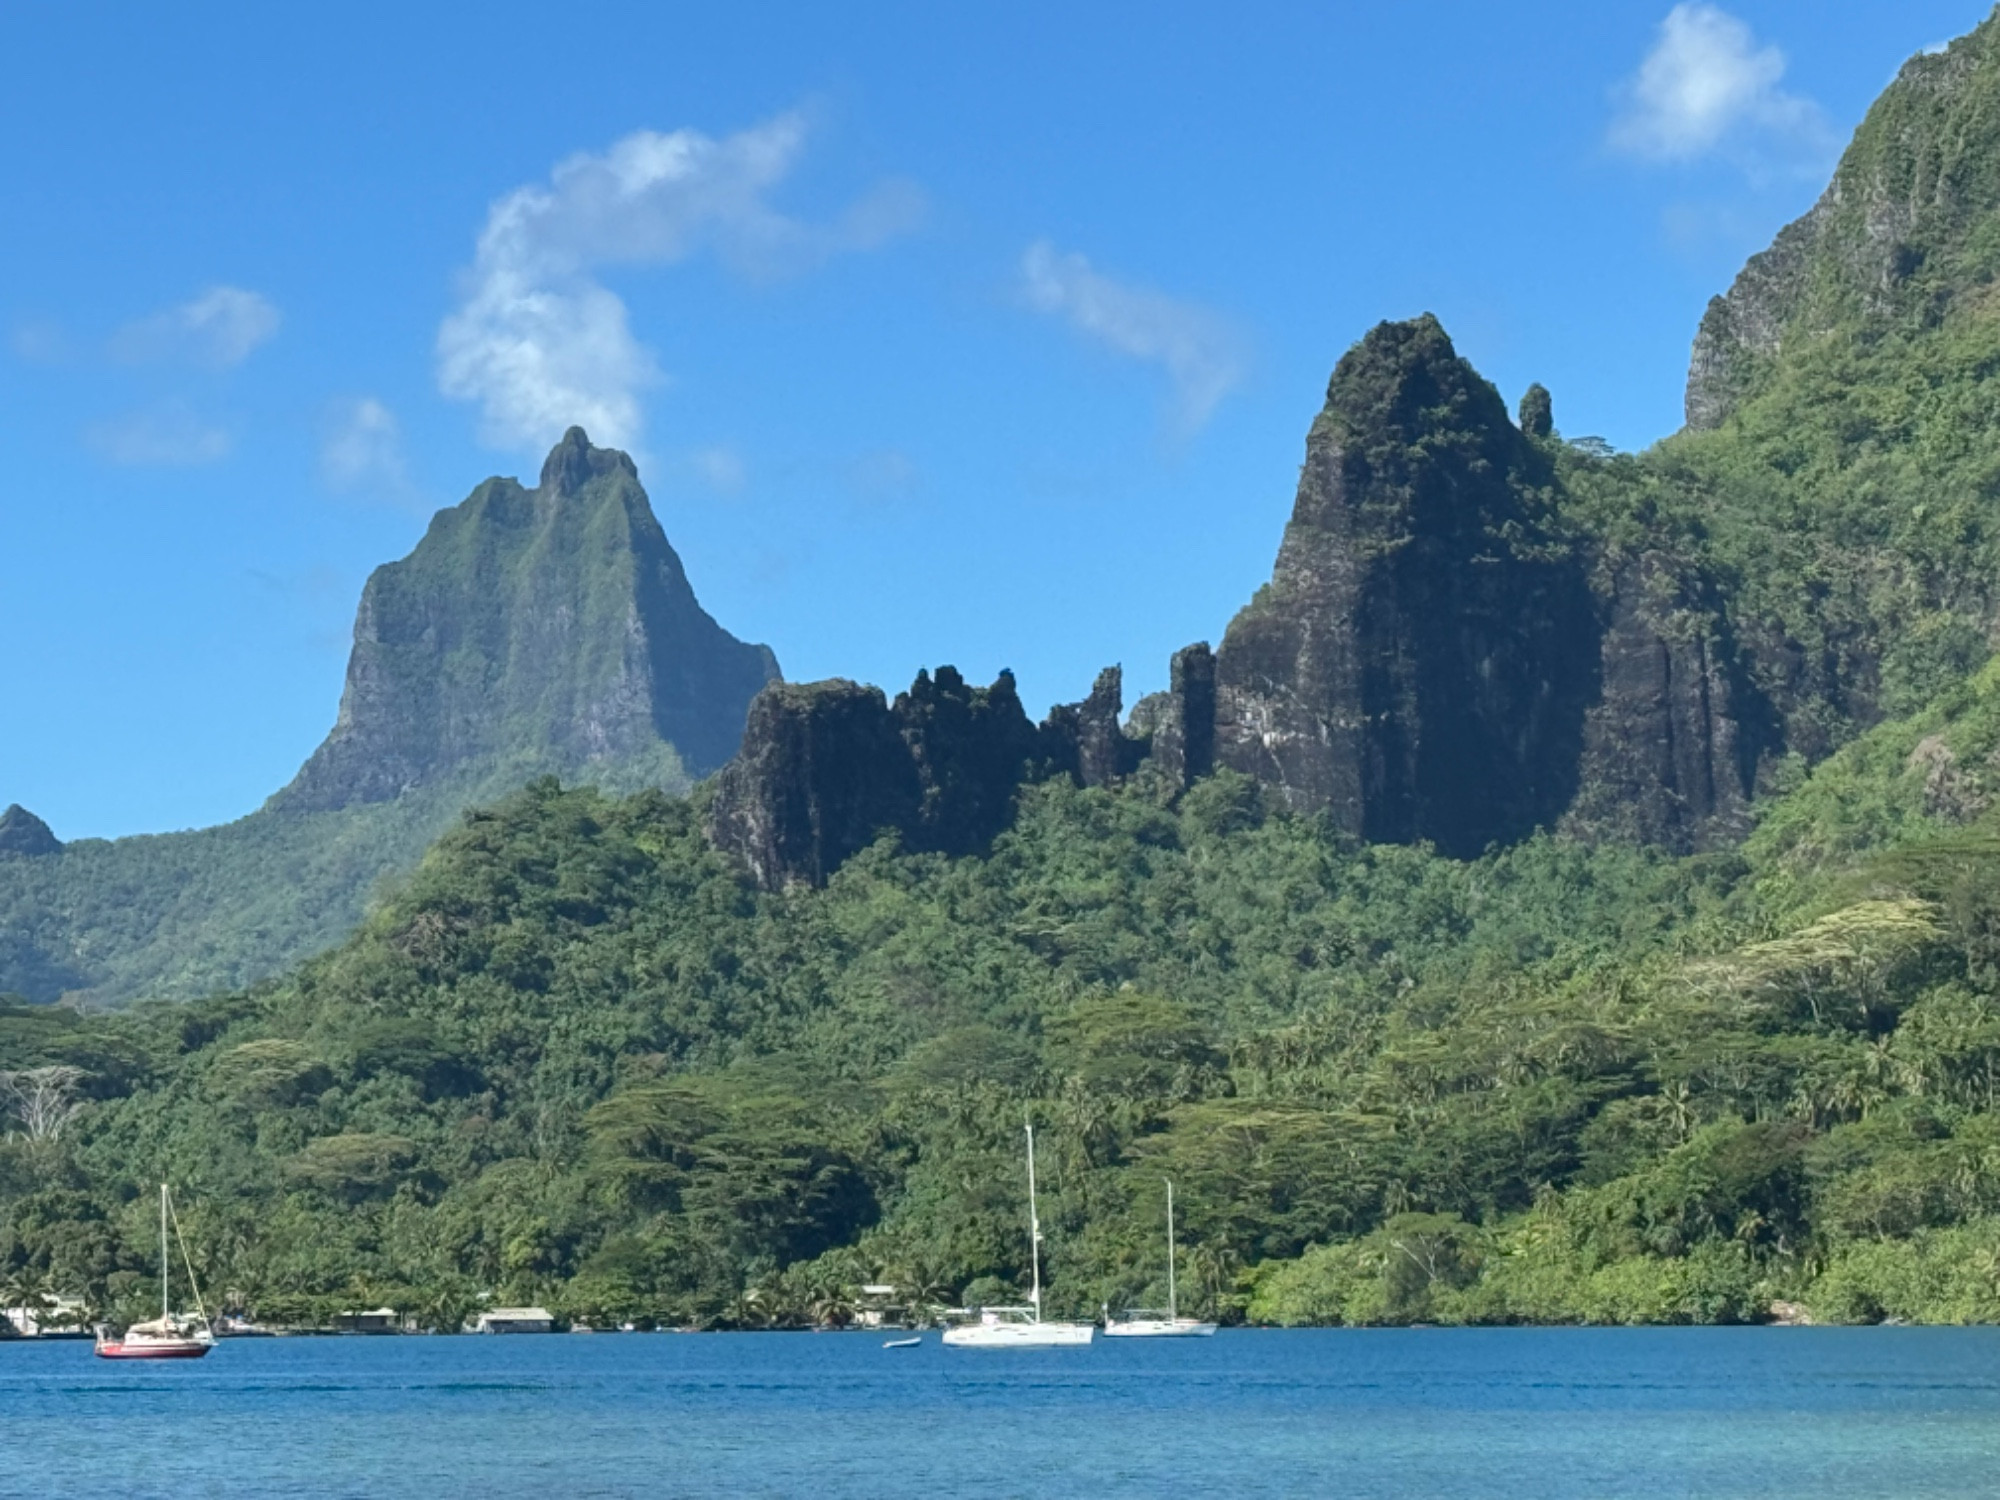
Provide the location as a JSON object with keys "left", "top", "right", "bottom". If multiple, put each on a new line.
{"left": 539, "top": 425, "right": 637, "bottom": 497}
{"left": 273, "top": 433, "right": 778, "bottom": 814}
{"left": 1208, "top": 314, "right": 1594, "bottom": 853}
{"left": 0, "top": 804, "right": 61, "bottom": 857}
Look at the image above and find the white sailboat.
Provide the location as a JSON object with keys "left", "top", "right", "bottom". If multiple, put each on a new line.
{"left": 95, "top": 1183, "right": 215, "bottom": 1359}
{"left": 942, "top": 1119, "right": 1093, "bottom": 1348}
{"left": 1102, "top": 1178, "right": 1217, "bottom": 1337}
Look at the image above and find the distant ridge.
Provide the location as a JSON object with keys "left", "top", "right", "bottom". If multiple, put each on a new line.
{"left": 0, "top": 805, "right": 61, "bottom": 858}
{"left": 0, "top": 431, "right": 777, "bottom": 1006}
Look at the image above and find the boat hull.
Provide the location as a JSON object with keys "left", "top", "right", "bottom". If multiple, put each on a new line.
{"left": 1102, "top": 1319, "right": 1218, "bottom": 1338}
{"left": 95, "top": 1339, "right": 212, "bottom": 1359}
{"left": 942, "top": 1322, "right": 1093, "bottom": 1347}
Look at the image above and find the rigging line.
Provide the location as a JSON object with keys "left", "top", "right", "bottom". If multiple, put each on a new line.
{"left": 164, "top": 1187, "right": 210, "bottom": 1326}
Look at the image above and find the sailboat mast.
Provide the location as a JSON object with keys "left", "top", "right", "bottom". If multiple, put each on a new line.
{"left": 1025, "top": 1119, "right": 1042, "bottom": 1323}
{"left": 1166, "top": 1178, "right": 1177, "bottom": 1322}
{"left": 160, "top": 1183, "right": 170, "bottom": 1321}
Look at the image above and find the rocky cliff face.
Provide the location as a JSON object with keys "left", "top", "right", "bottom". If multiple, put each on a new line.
{"left": 1041, "top": 666, "right": 1145, "bottom": 790}
{"left": 711, "top": 665, "right": 1143, "bottom": 890}
{"left": 276, "top": 428, "right": 778, "bottom": 813}
{"left": 707, "top": 314, "right": 1795, "bottom": 886}
{"left": 1207, "top": 316, "right": 1598, "bottom": 857}
{"left": 0, "top": 805, "right": 61, "bottom": 857}
{"left": 1562, "top": 553, "right": 1764, "bottom": 850}
{"left": 706, "top": 680, "right": 920, "bottom": 890}
{"left": 1148, "top": 644, "right": 1216, "bottom": 794}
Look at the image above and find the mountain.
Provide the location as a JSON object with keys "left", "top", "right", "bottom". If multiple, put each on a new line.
{"left": 711, "top": 312, "right": 1764, "bottom": 877}
{"left": 1203, "top": 316, "right": 1596, "bottom": 854}
{"left": 710, "top": 14, "right": 2000, "bottom": 876}
{"left": 1668, "top": 15, "right": 2000, "bottom": 747}
{"left": 278, "top": 428, "right": 775, "bottom": 813}
{"left": 0, "top": 807, "right": 60, "bottom": 858}
{"left": 0, "top": 431, "right": 775, "bottom": 1006}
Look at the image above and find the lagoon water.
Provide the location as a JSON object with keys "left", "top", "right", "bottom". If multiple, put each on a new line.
{"left": 4, "top": 1328, "right": 1999, "bottom": 1498}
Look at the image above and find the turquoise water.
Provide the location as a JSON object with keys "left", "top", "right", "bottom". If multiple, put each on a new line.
{"left": 4, "top": 1328, "right": 1999, "bottom": 1497}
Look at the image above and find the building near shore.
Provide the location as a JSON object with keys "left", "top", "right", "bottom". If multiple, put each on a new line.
{"left": 5, "top": 1296, "right": 88, "bottom": 1337}
{"left": 333, "top": 1306, "right": 406, "bottom": 1333}
{"left": 472, "top": 1306, "right": 554, "bottom": 1334}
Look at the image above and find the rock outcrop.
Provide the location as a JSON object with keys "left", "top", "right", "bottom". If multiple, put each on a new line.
{"left": 276, "top": 428, "right": 778, "bottom": 813}
{"left": 1518, "top": 383, "right": 1554, "bottom": 440}
{"left": 706, "top": 680, "right": 920, "bottom": 890}
{"left": 1207, "top": 315, "right": 1598, "bottom": 856}
{"left": 0, "top": 805, "right": 61, "bottom": 857}
{"left": 710, "top": 667, "right": 1053, "bottom": 889}
{"left": 899, "top": 667, "right": 1047, "bottom": 854}
{"left": 1149, "top": 644, "right": 1217, "bottom": 794}
{"left": 1041, "top": 667, "right": 1142, "bottom": 789}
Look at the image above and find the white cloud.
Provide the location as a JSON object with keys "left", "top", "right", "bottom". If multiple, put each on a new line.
{"left": 111, "top": 286, "right": 281, "bottom": 368}
{"left": 1609, "top": 4, "right": 1832, "bottom": 167}
{"left": 321, "top": 397, "right": 411, "bottom": 497}
{"left": 691, "top": 445, "right": 747, "bottom": 495}
{"left": 1020, "top": 240, "right": 1246, "bottom": 434}
{"left": 438, "top": 113, "right": 923, "bottom": 454}
{"left": 87, "top": 404, "right": 232, "bottom": 466}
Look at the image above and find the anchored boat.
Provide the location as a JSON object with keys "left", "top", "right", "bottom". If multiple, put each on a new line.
{"left": 95, "top": 1184, "right": 214, "bottom": 1360}
{"left": 943, "top": 1118, "right": 1093, "bottom": 1348}
{"left": 1102, "top": 1178, "right": 1217, "bottom": 1338}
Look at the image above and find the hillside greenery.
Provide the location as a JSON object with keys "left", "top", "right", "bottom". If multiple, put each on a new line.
{"left": 0, "top": 745, "right": 689, "bottom": 1010}
{"left": 11, "top": 656, "right": 2000, "bottom": 1331}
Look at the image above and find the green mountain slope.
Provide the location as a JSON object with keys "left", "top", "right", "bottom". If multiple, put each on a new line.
{"left": 1669, "top": 15, "right": 2000, "bottom": 737}
{"left": 0, "top": 431, "right": 775, "bottom": 1008}
{"left": 3, "top": 709, "right": 1996, "bottom": 1330}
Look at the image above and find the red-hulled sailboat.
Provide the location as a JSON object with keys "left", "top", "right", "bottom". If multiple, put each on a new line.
{"left": 94, "top": 1183, "right": 214, "bottom": 1360}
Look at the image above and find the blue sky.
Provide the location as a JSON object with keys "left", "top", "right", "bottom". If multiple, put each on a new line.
{"left": 1, "top": 0, "right": 1986, "bottom": 839}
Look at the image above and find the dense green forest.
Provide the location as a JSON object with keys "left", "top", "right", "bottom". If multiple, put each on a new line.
{"left": 10, "top": 654, "right": 2000, "bottom": 1331}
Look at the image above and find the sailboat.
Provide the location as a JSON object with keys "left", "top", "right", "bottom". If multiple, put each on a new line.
{"left": 94, "top": 1184, "right": 215, "bottom": 1360}
{"left": 1102, "top": 1178, "right": 1217, "bottom": 1337}
{"left": 942, "top": 1119, "right": 1093, "bottom": 1348}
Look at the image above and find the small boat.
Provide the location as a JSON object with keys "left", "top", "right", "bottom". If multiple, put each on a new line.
{"left": 95, "top": 1184, "right": 215, "bottom": 1360}
{"left": 882, "top": 1335, "right": 922, "bottom": 1349}
{"left": 1102, "top": 1179, "right": 1217, "bottom": 1338}
{"left": 943, "top": 1118, "right": 1093, "bottom": 1348}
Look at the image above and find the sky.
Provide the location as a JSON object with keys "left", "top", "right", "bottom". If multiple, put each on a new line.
{"left": 0, "top": 0, "right": 1988, "bottom": 839}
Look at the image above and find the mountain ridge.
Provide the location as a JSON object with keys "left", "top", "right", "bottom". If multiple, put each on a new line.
{"left": 0, "top": 431, "right": 776, "bottom": 1006}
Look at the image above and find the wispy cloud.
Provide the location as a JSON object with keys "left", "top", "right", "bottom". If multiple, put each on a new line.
{"left": 87, "top": 403, "right": 233, "bottom": 466}
{"left": 10, "top": 319, "right": 73, "bottom": 364}
{"left": 437, "top": 113, "right": 923, "bottom": 455}
{"left": 1020, "top": 240, "right": 1245, "bottom": 434}
{"left": 320, "top": 396, "right": 413, "bottom": 500}
{"left": 111, "top": 286, "right": 281, "bottom": 368}
{"left": 691, "top": 445, "right": 748, "bottom": 495}
{"left": 1609, "top": 5, "right": 1833, "bottom": 173}
{"left": 846, "top": 447, "right": 921, "bottom": 504}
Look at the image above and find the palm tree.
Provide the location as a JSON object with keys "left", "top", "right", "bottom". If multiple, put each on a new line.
{"left": 1, "top": 1267, "right": 54, "bottom": 1335}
